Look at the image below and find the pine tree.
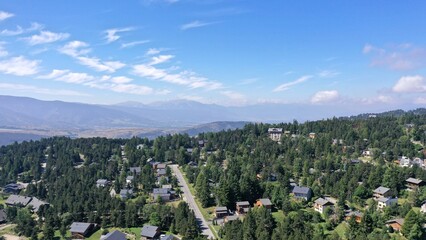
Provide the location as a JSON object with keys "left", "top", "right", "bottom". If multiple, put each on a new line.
{"left": 402, "top": 209, "right": 418, "bottom": 237}
{"left": 243, "top": 210, "right": 257, "bottom": 240}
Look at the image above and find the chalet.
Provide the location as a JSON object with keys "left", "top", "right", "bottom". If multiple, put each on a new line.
{"left": 292, "top": 186, "right": 313, "bottom": 201}
{"left": 214, "top": 206, "right": 228, "bottom": 218}
{"left": 309, "top": 132, "right": 316, "bottom": 139}
{"left": 345, "top": 210, "right": 363, "bottom": 223}
{"left": 362, "top": 150, "right": 372, "bottom": 157}
{"left": 5, "top": 195, "right": 32, "bottom": 207}
{"left": 0, "top": 209, "right": 7, "bottom": 224}
{"left": 386, "top": 218, "right": 404, "bottom": 232}
{"left": 100, "top": 230, "right": 126, "bottom": 240}
{"left": 373, "top": 186, "right": 392, "bottom": 200}
{"left": 126, "top": 176, "right": 134, "bottom": 184}
{"left": 160, "top": 235, "right": 174, "bottom": 240}
{"left": 255, "top": 198, "right": 272, "bottom": 209}
{"left": 405, "top": 178, "right": 424, "bottom": 191}
{"left": 313, "top": 198, "right": 334, "bottom": 214}
{"left": 2, "top": 183, "right": 23, "bottom": 194}
{"left": 119, "top": 189, "right": 133, "bottom": 200}
{"left": 236, "top": 201, "right": 250, "bottom": 215}
{"left": 129, "top": 167, "right": 140, "bottom": 175}
{"left": 141, "top": 225, "right": 160, "bottom": 240}
{"left": 96, "top": 179, "right": 110, "bottom": 188}
{"left": 157, "top": 168, "right": 167, "bottom": 177}
{"left": 399, "top": 156, "right": 411, "bottom": 167}
{"left": 268, "top": 128, "right": 283, "bottom": 142}
{"left": 28, "top": 197, "right": 48, "bottom": 213}
{"left": 70, "top": 222, "right": 95, "bottom": 239}
{"left": 377, "top": 197, "right": 398, "bottom": 210}
{"left": 224, "top": 215, "right": 239, "bottom": 224}
{"left": 152, "top": 188, "right": 172, "bottom": 202}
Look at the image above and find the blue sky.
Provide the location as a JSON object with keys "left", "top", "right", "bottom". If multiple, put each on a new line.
{"left": 0, "top": 0, "right": 425, "bottom": 108}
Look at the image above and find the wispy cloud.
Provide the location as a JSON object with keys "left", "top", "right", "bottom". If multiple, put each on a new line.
{"left": 0, "top": 11, "right": 14, "bottom": 21}
{"left": 0, "top": 56, "right": 40, "bottom": 76}
{"left": 0, "top": 22, "right": 43, "bottom": 36}
{"left": 181, "top": 20, "right": 216, "bottom": 30}
{"left": 392, "top": 75, "right": 426, "bottom": 93}
{"left": 317, "top": 70, "right": 340, "bottom": 78}
{"left": 38, "top": 69, "right": 70, "bottom": 79}
{"left": 121, "top": 40, "right": 150, "bottom": 48}
{"left": 311, "top": 90, "right": 340, "bottom": 104}
{"left": 59, "top": 41, "right": 91, "bottom": 57}
{"left": 146, "top": 48, "right": 162, "bottom": 55}
{"left": 149, "top": 55, "right": 174, "bottom": 65}
{"left": 363, "top": 43, "right": 426, "bottom": 70}
{"left": 0, "top": 83, "right": 89, "bottom": 96}
{"left": 23, "top": 30, "right": 70, "bottom": 45}
{"left": 105, "top": 27, "right": 134, "bottom": 43}
{"left": 273, "top": 75, "right": 312, "bottom": 92}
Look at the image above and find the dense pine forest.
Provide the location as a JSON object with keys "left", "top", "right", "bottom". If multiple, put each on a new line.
{"left": 1, "top": 109, "right": 426, "bottom": 239}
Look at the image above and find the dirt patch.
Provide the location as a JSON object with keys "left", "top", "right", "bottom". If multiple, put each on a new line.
{"left": 2, "top": 234, "right": 25, "bottom": 240}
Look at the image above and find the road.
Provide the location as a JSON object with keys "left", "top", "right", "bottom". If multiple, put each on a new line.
{"left": 170, "top": 164, "right": 215, "bottom": 239}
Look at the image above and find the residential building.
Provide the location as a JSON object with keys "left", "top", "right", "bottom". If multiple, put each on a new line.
{"left": 119, "top": 189, "right": 133, "bottom": 200}
{"left": 377, "top": 197, "right": 398, "bottom": 210}
{"left": 5, "top": 195, "right": 32, "bottom": 207}
{"left": 373, "top": 186, "right": 392, "bottom": 200}
{"left": 160, "top": 235, "right": 174, "bottom": 240}
{"left": 126, "top": 176, "right": 134, "bottom": 184}
{"left": 400, "top": 156, "right": 412, "bottom": 167}
{"left": 224, "top": 215, "right": 239, "bottom": 224}
{"left": 255, "top": 198, "right": 272, "bottom": 209}
{"left": 96, "top": 179, "right": 110, "bottom": 188}
{"left": 70, "top": 222, "right": 95, "bottom": 239}
{"left": 405, "top": 178, "right": 424, "bottom": 191}
{"left": 28, "top": 197, "right": 48, "bottom": 213}
{"left": 309, "top": 132, "right": 316, "bottom": 139}
{"left": 157, "top": 168, "right": 167, "bottom": 177}
{"left": 214, "top": 206, "right": 228, "bottom": 218}
{"left": 345, "top": 211, "right": 363, "bottom": 223}
{"left": 141, "top": 225, "right": 160, "bottom": 240}
{"left": 152, "top": 188, "right": 172, "bottom": 202}
{"left": 236, "top": 201, "right": 250, "bottom": 215}
{"left": 100, "top": 230, "right": 126, "bottom": 240}
{"left": 292, "top": 186, "right": 313, "bottom": 201}
{"left": 313, "top": 197, "right": 334, "bottom": 214}
{"left": 2, "top": 183, "right": 23, "bottom": 194}
{"left": 268, "top": 128, "right": 283, "bottom": 142}
{"left": 386, "top": 219, "right": 404, "bottom": 232}
{"left": 129, "top": 167, "right": 141, "bottom": 174}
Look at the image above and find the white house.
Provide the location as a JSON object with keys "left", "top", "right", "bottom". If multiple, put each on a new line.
{"left": 268, "top": 128, "right": 283, "bottom": 142}
{"left": 377, "top": 197, "right": 398, "bottom": 210}
{"left": 400, "top": 156, "right": 412, "bottom": 167}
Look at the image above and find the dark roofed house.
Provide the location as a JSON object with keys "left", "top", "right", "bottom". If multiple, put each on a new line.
{"left": 5, "top": 195, "right": 32, "bottom": 207}
{"left": 373, "top": 186, "right": 392, "bottom": 199}
{"left": 28, "top": 197, "right": 48, "bottom": 213}
{"left": 406, "top": 178, "right": 425, "bottom": 191}
{"left": 2, "top": 183, "right": 23, "bottom": 194}
{"left": 255, "top": 198, "right": 272, "bottom": 209}
{"left": 160, "top": 235, "right": 174, "bottom": 240}
{"left": 100, "top": 230, "right": 126, "bottom": 240}
{"left": 214, "top": 206, "right": 228, "bottom": 218}
{"left": 70, "top": 222, "right": 95, "bottom": 239}
{"left": 157, "top": 169, "right": 167, "bottom": 177}
{"left": 130, "top": 167, "right": 141, "bottom": 174}
{"left": 141, "top": 225, "right": 160, "bottom": 240}
{"left": 224, "top": 215, "right": 239, "bottom": 224}
{"left": 156, "top": 163, "right": 167, "bottom": 170}
{"left": 0, "top": 209, "right": 7, "bottom": 224}
{"left": 152, "top": 188, "right": 171, "bottom": 202}
{"left": 119, "top": 189, "right": 133, "bottom": 200}
{"left": 236, "top": 201, "right": 250, "bottom": 215}
{"left": 292, "top": 186, "right": 313, "bottom": 201}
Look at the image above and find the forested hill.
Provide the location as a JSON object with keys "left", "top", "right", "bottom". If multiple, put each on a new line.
{"left": 348, "top": 108, "right": 426, "bottom": 120}
{"left": 0, "top": 111, "right": 426, "bottom": 239}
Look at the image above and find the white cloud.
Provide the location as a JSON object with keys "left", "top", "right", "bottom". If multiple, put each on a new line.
{"left": 149, "top": 55, "right": 174, "bottom": 65}
{"left": 121, "top": 40, "right": 150, "bottom": 48}
{"left": 0, "top": 83, "right": 88, "bottom": 96}
{"left": 0, "top": 56, "right": 40, "bottom": 76}
{"left": 56, "top": 72, "right": 95, "bottom": 84}
{"left": 107, "top": 76, "right": 133, "bottom": 84}
{"left": 317, "top": 70, "right": 339, "bottom": 78}
{"left": 146, "top": 48, "right": 162, "bottom": 55}
{"left": 273, "top": 75, "right": 312, "bottom": 92}
{"left": 23, "top": 31, "right": 70, "bottom": 45}
{"left": 105, "top": 27, "right": 134, "bottom": 43}
{"left": 59, "top": 41, "right": 91, "bottom": 57}
{"left": 220, "top": 90, "right": 248, "bottom": 106}
{"left": 0, "top": 22, "right": 43, "bottom": 36}
{"left": 181, "top": 20, "right": 216, "bottom": 30}
{"left": 38, "top": 69, "right": 70, "bottom": 79}
{"left": 0, "top": 11, "right": 14, "bottom": 21}
{"left": 76, "top": 56, "right": 126, "bottom": 73}
{"left": 392, "top": 75, "right": 426, "bottom": 93}
{"left": 311, "top": 90, "right": 340, "bottom": 104}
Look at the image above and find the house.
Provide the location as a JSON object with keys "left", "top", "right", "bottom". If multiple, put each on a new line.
{"left": 156, "top": 163, "right": 167, "bottom": 170}
{"left": 119, "top": 189, "right": 133, "bottom": 200}
{"left": 421, "top": 201, "right": 426, "bottom": 214}
{"left": 129, "top": 167, "right": 141, "bottom": 175}
{"left": 2, "top": 183, "right": 23, "bottom": 194}
{"left": 362, "top": 150, "right": 372, "bottom": 157}
{"left": 292, "top": 186, "right": 313, "bottom": 201}
{"left": 373, "top": 186, "right": 392, "bottom": 200}
{"left": 345, "top": 211, "right": 363, "bottom": 223}
{"left": 126, "top": 176, "right": 134, "bottom": 184}
{"left": 141, "top": 225, "right": 160, "bottom": 240}
{"left": 160, "top": 235, "right": 174, "bottom": 240}
{"left": 313, "top": 198, "right": 334, "bottom": 214}
{"left": 377, "top": 197, "right": 398, "bottom": 210}
{"left": 386, "top": 218, "right": 404, "bottom": 232}
{"left": 268, "top": 128, "right": 283, "bottom": 142}
{"left": 96, "top": 179, "right": 110, "bottom": 188}
{"left": 157, "top": 169, "right": 167, "bottom": 177}
{"left": 136, "top": 144, "right": 145, "bottom": 150}
{"left": 399, "top": 156, "right": 412, "bottom": 167}
{"left": 214, "top": 206, "right": 228, "bottom": 218}
{"left": 236, "top": 201, "right": 250, "bottom": 215}
{"left": 5, "top": 195, "right": 32, "bottom": 207}
{"left": 28, "top": 197, "right": 48, "bottom": 213}
{"left": 0, "top": 209, "right": 7, "bottom": 224}
{"left": 309, "top": 132, "right": 316, "bottom": 139}
{"left": 255, "top": 198, "right": 272, "bottom": 209}
{"left": 152, "top": 188, "right": 171, "bottom": 202}
{"left": 412, "top": 158, "right": 424, "bottom": 167}
{"left": 405, "top": 178, "right": 424, "bottom": 191}
{"left": 224, "top": 215, "right": 239, "bottom": 224}
{"left": 70, "top": 222, "right": 95, "bottom": 239}
{"left": 100, "top": 230, "right": 127, "bottom": 240}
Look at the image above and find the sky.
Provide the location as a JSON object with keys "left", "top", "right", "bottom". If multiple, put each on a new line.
{"left": 0, "top": 0, "right": 425, "bottom": 109}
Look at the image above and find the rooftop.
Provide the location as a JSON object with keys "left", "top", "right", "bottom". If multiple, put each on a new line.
{"left": 70, "top": 222, "right": 92, "bottom": 234}
{"left": 258, "top": 198, "right": 272, "bottom": 206}
{"left": 314, "top": 197, "right": 332, "bottom": 206}
{"left": 215, "top": 206, "right": 228, "bottom": 212}
{"left": 236, "top": 201, "right": 250, "bottom": 206}
{"left": 292, "top": 186, "right": 311, "bottom": 195}
{"left": 406, "top": 177, "right": 423, "bottom": 185}
{"left": 141, "top": 225, "right": 159, "bottom": 238}
{"left": 5, "top": 195, "right": 32, "bottom": 206}
{"left": 373, "top": 186, "right": 390, "bottom": 195}
{"left": 386, "top": 218, "right": 405, "bottom": 226}
{"left": 101, "top": 230, "right": 126, "bottom": 240}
